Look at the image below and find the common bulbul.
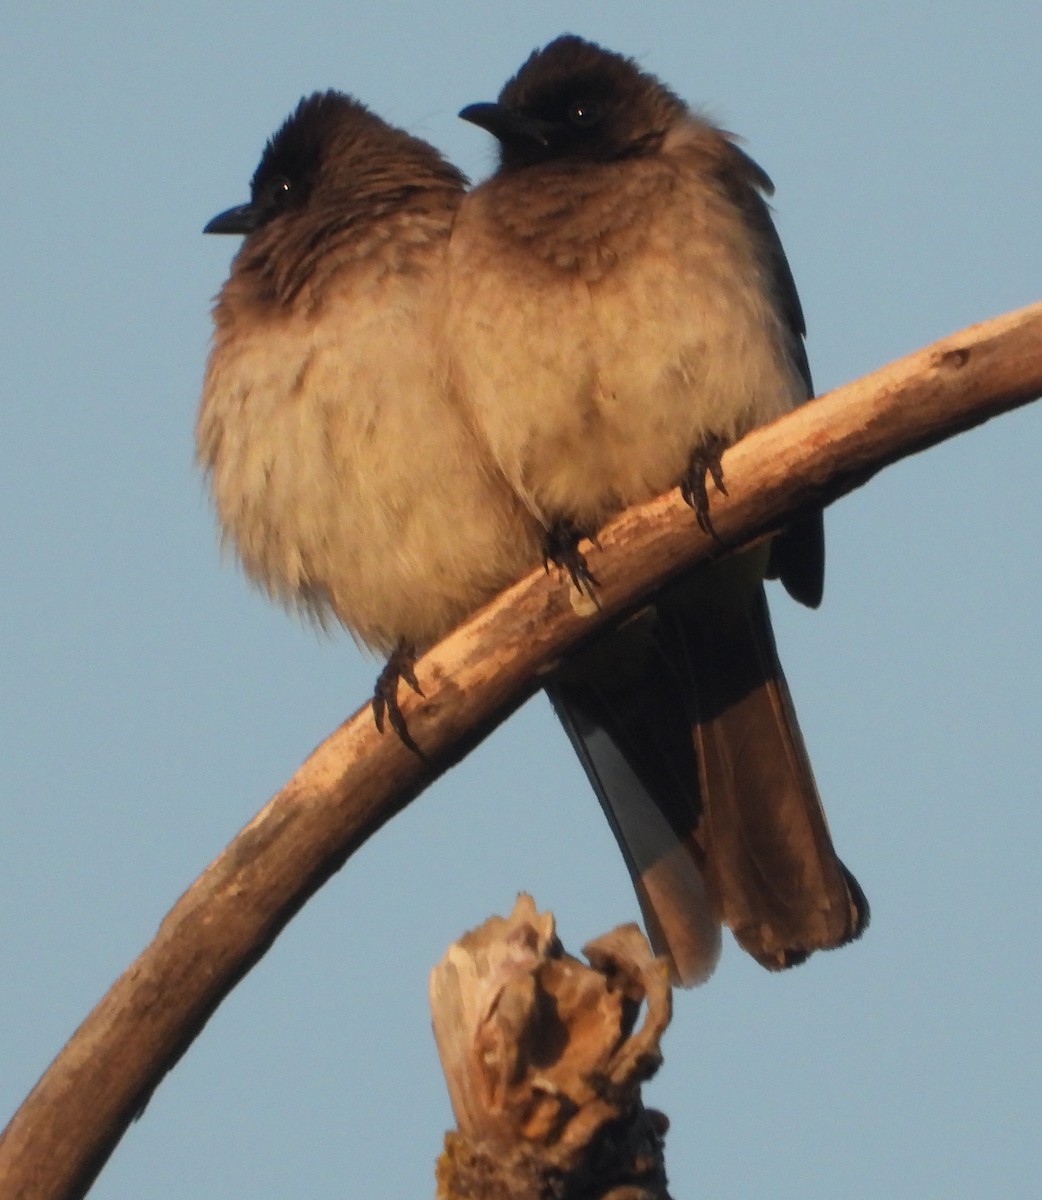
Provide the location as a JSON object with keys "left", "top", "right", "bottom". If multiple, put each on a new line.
{"left": 199, "top": 91, "right": 543, "bottom": 739}
{"left": 448, "top": 35, "right": 868, "bottom": 984}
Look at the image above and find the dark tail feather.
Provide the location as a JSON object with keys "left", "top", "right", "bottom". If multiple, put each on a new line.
{"left": 660, "top": 576, "right": 869, "bottom": 969}
{"left": 546, "top": 610, "right": 721, "bottom": 986}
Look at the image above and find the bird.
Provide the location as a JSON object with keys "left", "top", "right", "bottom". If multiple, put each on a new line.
{"left": 198, "top": 90, "right": 544, "bottom": 744}
{"left": 446, "top": 34, "right": 868, "bottom": 984}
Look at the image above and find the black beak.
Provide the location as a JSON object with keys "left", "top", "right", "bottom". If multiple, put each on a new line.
{"left": 203, "top": 202, "right": 260, "bottom": 235}
{"left": 458, "top": 101, "right": 550, "bottom": 146}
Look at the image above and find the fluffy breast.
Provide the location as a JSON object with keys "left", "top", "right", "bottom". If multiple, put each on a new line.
{"left": 199, "top": 251, "right": 541, "bottom": 651}
{"left": 447, "top": 153, "right": 806, "bottom": 530}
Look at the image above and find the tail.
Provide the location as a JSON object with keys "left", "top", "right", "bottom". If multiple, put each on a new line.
{"left": 546, "top": 607, "right": 722, "bottom": 986}
{"left": 548, "top": 558, "right": 868, "bottom": 984}
{"left": 660, "top": 568, "right": 868, "bottom": 970}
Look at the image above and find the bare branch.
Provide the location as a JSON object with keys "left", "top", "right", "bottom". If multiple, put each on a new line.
{"left": 1, "top": 300, "right": 1040, "bottom": 1200}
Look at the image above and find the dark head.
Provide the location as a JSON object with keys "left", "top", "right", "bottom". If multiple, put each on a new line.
{"left": 459, "top": 35, "right": 687, "bottom": 172}
{"left": 204, "top": 90, "right": 465, "bottom": 236}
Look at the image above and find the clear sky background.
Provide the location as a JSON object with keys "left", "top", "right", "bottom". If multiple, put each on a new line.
{"left": 3, "top": 4, "right": 1040, "bottom": 1197}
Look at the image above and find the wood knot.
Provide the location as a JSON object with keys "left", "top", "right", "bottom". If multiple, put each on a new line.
{"left": 937, "top": 345, "right": 971, "bottom": 369}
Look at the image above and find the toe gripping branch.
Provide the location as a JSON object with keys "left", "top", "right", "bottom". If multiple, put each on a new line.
{"left": 542, "top": 518, "right": 600, "bottom": 597}
{"left": 372, "top": 641, "right": 429, "bottom": 760}
{"left": 679, "top": 433, "right": 730, "bottom": 539}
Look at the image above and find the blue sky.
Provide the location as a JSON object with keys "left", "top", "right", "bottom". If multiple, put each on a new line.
{"left": 3, "top": 4, "right": 1040, "bottom": 1197}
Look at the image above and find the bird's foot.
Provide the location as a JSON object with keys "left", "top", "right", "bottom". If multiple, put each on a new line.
{"left": 542, "top": 519, "right": 599, "bottom": 598}
{"left": 680, "top": 433, "right": 730, "bottom": 540}
{"left": 372, "top": 642, "right": 428, "bottom": 761}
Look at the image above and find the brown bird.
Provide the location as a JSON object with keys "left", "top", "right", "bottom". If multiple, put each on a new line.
{"left": 198, "top": 91, "right": 543, "bottom": 739}
{"left": 447, "top": 35, "right": 868, "bottom": 984}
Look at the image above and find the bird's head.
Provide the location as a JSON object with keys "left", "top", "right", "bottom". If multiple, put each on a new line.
{"left": 460, "top": 35, "right": 686, "bottom": 171}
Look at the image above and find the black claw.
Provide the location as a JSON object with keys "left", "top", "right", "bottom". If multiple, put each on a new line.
{"left": 680, "top": 433, "right": 731, "bottom": 541}
{"left": 372, "top": 643, "right": 429, "bottom": 761}
{"left": 542, "top": 519, "right": 600, "bottom": 598}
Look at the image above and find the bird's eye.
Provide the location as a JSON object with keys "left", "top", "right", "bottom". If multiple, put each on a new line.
{"left": 567, "top": 100, "right": 603, "bottom": 127}
{"left": 263, "top": 175, "right": 293, "bottom": 209}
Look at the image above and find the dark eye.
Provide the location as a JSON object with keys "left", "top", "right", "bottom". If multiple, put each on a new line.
{"left": 262, "top": 174, "right": 293, "bottom": 210}
{"left": 567, "top": 100, "right": 603, "bottom": 126}
{"left": 255, "top": 171, "right": 295, "bottom": 213}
